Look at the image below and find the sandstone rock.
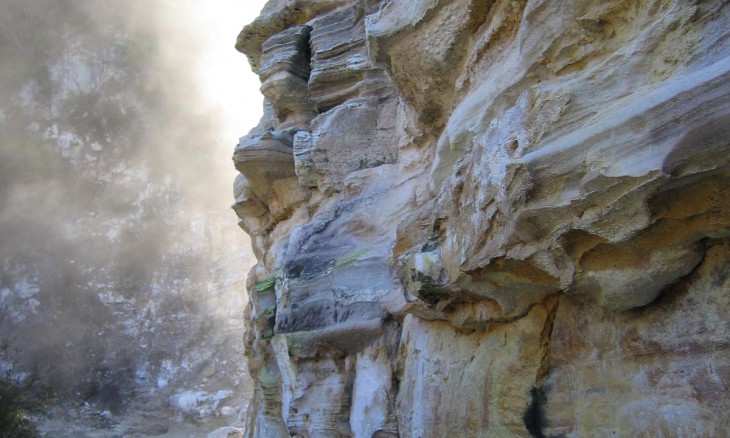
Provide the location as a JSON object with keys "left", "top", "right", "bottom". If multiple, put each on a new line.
{"left": 543, "top": 240, "right": 730, "bottom": 436}
{"left": 258, "top": 25, "right": 317, "bottom": 131}
{"left": 294, "top": 97, "right": 398, "bottom": 192}
{"left": 233, "top": 0, "right": 730, "bottom": 436}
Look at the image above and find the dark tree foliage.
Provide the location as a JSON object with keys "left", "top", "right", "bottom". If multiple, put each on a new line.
{"left": 0, "top": 373, "right": 39, "bottom": 438}
{"left": 0, "top": 310, "right": 40, "bottom": 438}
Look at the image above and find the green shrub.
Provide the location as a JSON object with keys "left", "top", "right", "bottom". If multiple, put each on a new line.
{"left": 0, "top": 312, "right": 40, "bottom": 438}
{"left": 0, "top": 375, "right": 39, "bottom": 438}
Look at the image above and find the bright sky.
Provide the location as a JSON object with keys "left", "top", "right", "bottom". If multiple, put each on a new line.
{"left": 154, "top": 0, "right": 268, "bottom": 210}
{"left": 191, "top": 0, "right": 268, "bottom": 142}
{"left": 159, "top": 0, "right": 268, "bottom": 144}
{"left": 148, "top": 0, "right": 269, "bottom": 242}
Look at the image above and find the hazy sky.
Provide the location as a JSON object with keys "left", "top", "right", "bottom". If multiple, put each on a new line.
{"left": 176, "top": 0, "right": 268, "bottom": 167}
{"left": 188, "top": 0, "right": 267, "bottom": 139}
{"left": 0, "top": 0, "right": 271, "bottom": 415}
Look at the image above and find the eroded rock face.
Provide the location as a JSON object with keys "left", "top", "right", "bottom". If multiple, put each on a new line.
{"left": 233, "top": 1, "right": 730, "bottom": 436}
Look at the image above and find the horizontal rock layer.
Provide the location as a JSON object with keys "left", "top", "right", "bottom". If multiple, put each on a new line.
{"left": 233, "top": 0, "right": 730, "bottom": 436}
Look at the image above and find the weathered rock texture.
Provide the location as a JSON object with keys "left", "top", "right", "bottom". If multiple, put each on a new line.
{"left": 233, "top": 0, "right": 730, "bottom": 436}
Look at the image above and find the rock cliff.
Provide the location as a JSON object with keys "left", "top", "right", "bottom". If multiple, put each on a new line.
{"left": 233, "top": 1, "right": 730, "bottom": 436}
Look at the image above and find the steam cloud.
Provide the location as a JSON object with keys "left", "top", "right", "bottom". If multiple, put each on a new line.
{"left": 0, "top": 0, "right": 261, "bottom": 430}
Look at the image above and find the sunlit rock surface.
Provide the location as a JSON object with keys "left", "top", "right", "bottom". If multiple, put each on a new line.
{"left": 234, "top": 0, "right": 730, "bottom": 436}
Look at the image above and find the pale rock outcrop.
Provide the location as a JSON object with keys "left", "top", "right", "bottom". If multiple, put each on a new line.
{"left": 233, "top": 0, "right": 730, "bottom": 436}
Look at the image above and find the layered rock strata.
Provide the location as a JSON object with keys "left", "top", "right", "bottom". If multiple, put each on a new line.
{"left": 233, "top": 1, "right": 730, "bottom": 436}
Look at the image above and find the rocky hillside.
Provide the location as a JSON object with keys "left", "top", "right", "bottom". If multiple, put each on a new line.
{"left": 0, "top": 1, "right": 252, "bottom": 435}
{"left": 234, "top": 0, "right": 730, "bottom": 436}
